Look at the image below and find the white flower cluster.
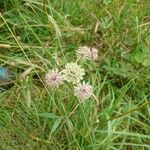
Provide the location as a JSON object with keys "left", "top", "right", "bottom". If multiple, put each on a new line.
{"left": 45, "top": 46, "right": 98, "bottom": 100}
{"left": 62, "top": 62, "right": 85, "bottom": 84}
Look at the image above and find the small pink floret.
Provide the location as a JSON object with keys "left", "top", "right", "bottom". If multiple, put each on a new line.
{"left": 74, "top": 82, "right": 93, "bottom": 100}
{"left": 45, "top": 69, "right": 63, "bottom": 88}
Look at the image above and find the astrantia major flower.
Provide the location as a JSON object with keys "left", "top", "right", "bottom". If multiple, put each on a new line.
{"left": 62, "top": 62, "right": 85, "bottom": 84}
{"left": 76, "top": 46, "right": 98, "bottom": 61}
{"left": 45, "top": 69, "right": 63, "bottom": 88}
{"left": 74, "top": 82, "right": 93, "bottom": 100}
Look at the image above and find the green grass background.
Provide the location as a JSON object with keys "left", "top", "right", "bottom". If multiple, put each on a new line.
{"left": 0, "top": 0, "right": 150, "bottom": 149}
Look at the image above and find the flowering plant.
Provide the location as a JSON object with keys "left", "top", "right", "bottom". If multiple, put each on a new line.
{"left": 45, "top": 46, "right": 98, "bottom": 101}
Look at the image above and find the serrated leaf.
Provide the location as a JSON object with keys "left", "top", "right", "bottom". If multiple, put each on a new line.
{"left": 132, "top": 46, "right": 150, "bottom": 66}
{"left": 104, "top": 59, "right": 134, "bottom": 78}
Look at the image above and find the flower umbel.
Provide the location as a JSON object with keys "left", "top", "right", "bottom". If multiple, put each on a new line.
{"left": 74, "top": 82, "right": 93, "bottom": 100}
{"left": 76, "top": 46, "right": 98, "bottom": 61}
{"left": 62, "top": 62, "right": 85, "bottom": 84}
{"left": 45, "top": 69, "right": 63, "bottom": 88}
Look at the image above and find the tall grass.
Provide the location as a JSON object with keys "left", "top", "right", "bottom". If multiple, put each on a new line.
{"left": 0, "top": 0, "right": 150, "bottom": 149}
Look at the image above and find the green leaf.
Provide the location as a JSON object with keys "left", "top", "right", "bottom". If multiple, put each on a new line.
{"left": 132, "top": 46, "right": 150, "bottom": 67}
{"left": 39, "top": 113, "right": 60, "bottom": 119}
{"left": 50, "top": 118, "right": 62, "bottom": 135}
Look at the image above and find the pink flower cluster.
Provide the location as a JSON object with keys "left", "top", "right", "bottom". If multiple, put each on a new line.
{"left": 76, "top": 46, "right": 98, "bottom": 61}
{"left": 45, "top": 45, "right": 98, "bottom": 101}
